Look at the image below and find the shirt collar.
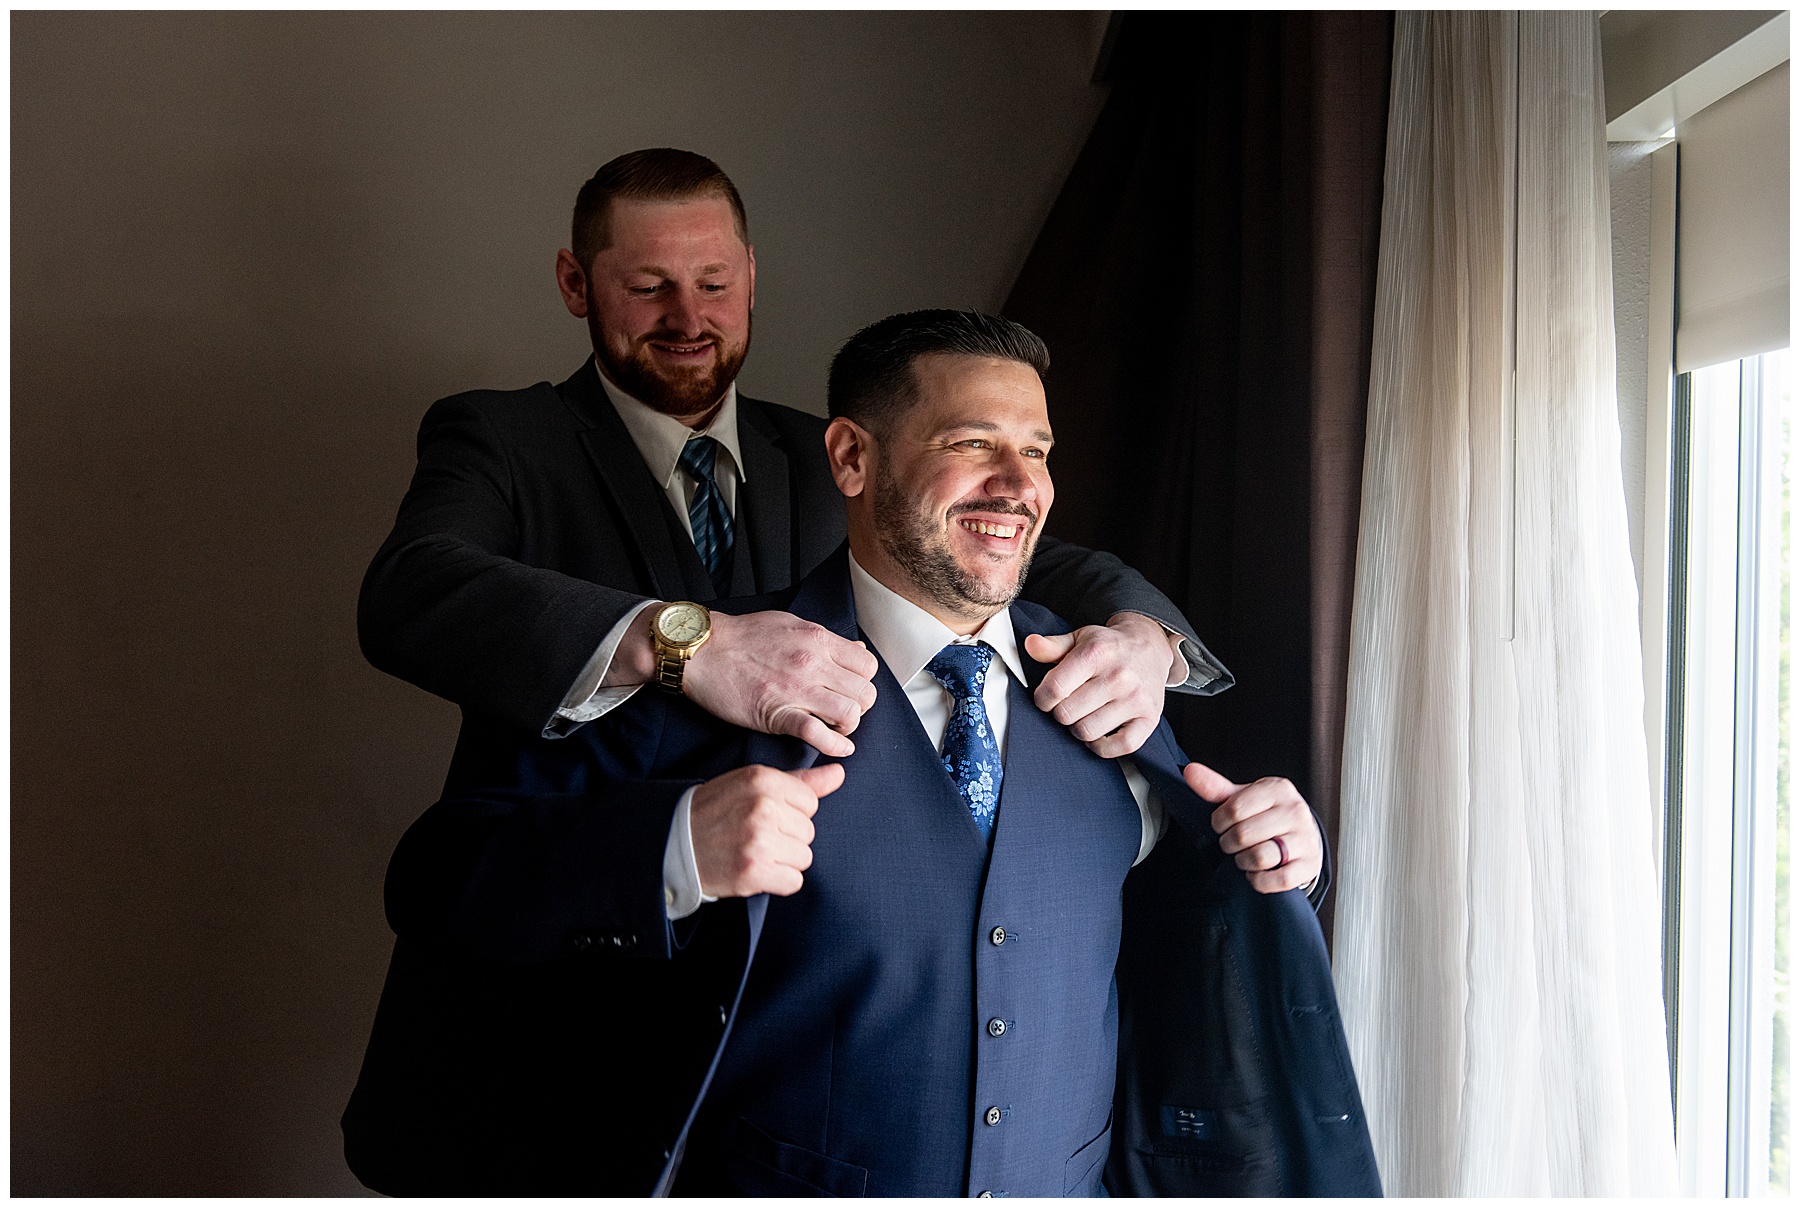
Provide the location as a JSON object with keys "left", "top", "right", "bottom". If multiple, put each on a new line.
{"left": 847, "top": 550, "right": 1027, "bottom": 690}
{"left": 595, "top": 357, "right": 746, "bottom": 488}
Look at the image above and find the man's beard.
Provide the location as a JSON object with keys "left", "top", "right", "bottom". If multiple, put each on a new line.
{"left": 872, "top": 456, "right": 1038, "bottom": 621}
{"left": 595, "top": 316, "right": 752, "bottom": 423}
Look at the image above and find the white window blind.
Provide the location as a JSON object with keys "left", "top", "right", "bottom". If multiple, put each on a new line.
{"left": 1676, "top": 60, "right": 1789, "bottom": 373}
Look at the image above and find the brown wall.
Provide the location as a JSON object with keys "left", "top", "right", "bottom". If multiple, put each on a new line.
{"left": 11, "top": 11, "right": 1109, "bottom": 1193}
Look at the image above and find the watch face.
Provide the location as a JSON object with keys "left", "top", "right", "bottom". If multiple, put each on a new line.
{"left": 658, "top": 603, "right": 708, "bottom": 645}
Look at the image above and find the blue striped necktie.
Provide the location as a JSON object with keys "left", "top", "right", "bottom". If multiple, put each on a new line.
{"left": 926, "top": 641, "right": 1004, "bottom": 841}
{"left": 679, "top": 435, "right": 735, "bottom": 596}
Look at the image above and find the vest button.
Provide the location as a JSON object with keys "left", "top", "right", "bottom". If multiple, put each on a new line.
{"left": 989, "top": 926, "right": 1007, "bottom": 946}
{"left": 987, "top": 1017, "right": 1007, "bottom": 1037}
{"left": 984, "top": 1105, "right": 1002, "bottom": 1126}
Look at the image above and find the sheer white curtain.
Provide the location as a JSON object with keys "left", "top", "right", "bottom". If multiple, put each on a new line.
{"left": 1334, "top": 12, "right": 1678, "bottom": 1195}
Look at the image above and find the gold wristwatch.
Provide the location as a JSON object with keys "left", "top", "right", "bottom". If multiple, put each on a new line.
{"left": 650, "top": 601, "right": 712, "bottom": 693}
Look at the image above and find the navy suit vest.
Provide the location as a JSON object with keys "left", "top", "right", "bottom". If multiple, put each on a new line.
{"left": 678, "top": 644, "right": 1145, "bottom": 1198}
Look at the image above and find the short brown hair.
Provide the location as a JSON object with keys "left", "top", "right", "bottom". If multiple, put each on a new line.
{"left": 570, "top": 148, "right": 749, "bottom": 270}
{"left": 828, "top": 310, "right": 1050, "bottom": 437}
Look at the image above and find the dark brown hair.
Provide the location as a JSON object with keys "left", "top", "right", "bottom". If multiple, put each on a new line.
{"left": 570, "top": 148, "right": 748, "bottom": 270}
{"left": 828, "top": 310, "right": 1050, "bottom": 436}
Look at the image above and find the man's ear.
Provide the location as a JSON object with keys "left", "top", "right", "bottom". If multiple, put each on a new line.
{"left": 554, "top": 248, "right": 589, "bottom": 318}
{"left": 745, "top": 244, "right": 756, "bottom": 311}
{"left": 823, "top": 417, "right": 873, "bottom": 498}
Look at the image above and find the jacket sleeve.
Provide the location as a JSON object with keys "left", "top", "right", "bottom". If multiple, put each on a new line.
{"left": 1020, "top": 536, "right": 1234, "bottom": 696}
{"left": 385, "top": 778, "right": 701, "bottom": 965}
{"left": 358, "top": 394, "right": 653, "bottom": 734}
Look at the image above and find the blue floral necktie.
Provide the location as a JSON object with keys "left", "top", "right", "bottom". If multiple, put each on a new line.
{"left": 678, "top": 435, "right": 735, "bottom": 596}
{"left": 926, "top": 641, "right": 1003, "bottom": 841}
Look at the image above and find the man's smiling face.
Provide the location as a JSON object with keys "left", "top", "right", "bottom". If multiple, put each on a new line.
{"left": 581, "top": 194, "right": 754, "bottom": 426}
{"left": 863, "top": 353, "right": 1055, "bottom": 625}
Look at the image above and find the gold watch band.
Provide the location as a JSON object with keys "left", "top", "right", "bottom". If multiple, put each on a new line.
{"left": 655, "top": 649, "right": 692, "bottom": 692}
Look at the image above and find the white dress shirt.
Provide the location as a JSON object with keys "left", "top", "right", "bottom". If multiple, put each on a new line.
{"left": 660, "top": 552, "right": 1170, "bottom": 919}
{"left": 549, "top": 364, "right": 746, "bottom": 732}
{"left": 604, "top": 370, "right": 745, "bottom": 531}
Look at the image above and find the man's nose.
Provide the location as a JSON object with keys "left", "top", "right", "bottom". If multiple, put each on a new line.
{"left": 662, "top": 287, "right": 706, "bottom": 338}
{"left": 985, "top": 450, "right": 1040, "bottom": 501}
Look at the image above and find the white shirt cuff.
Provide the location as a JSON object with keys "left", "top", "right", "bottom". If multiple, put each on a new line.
{"left": 544, "top": 599, "right": 659, "bottom": 737}
{"left": 1120, "top": 758, "right": 1169, "bottom": 867}
{"left": 1163, "top": 629, "right": 1190, "bottom": 687}
{"left": 663, "top": 786, "right": 718, "bottom": 921}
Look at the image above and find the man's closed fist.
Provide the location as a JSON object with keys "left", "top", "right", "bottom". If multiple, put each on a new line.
{"left": 689, "top": 762, "right": 846, "bottom": 898}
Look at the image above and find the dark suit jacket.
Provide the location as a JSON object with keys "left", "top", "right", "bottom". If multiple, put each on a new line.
{"left": 342, "top": 549, "right": 1380, "bottom": 1197}
{"left": 358, "top": 360, "right": 1231, "bottom": 742}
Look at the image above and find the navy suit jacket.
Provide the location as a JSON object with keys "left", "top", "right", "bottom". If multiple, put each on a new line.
{"left": 343, "top": 548, "right": 1380, "bottom": 1197}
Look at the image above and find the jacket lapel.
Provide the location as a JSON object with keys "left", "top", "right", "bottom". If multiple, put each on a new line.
{"left": 1011, "top": 602, "right": 1216, "bottom": 840}
{"left": 1011, "top": 603, "right": 1057, "bottom": 696}
{"left": 734, "top": 400, "right": 792, "bottom": 594}
{"left": 785, "top": 543, "right": 859, "bottom": 642}
{"left": 561, "top": 361, "right": 730, "bottom": 601}
{"left": 1130, "top": 726, "right": 1216, "bottom": 840}
{"left": 733, "top": 544, "right": 860, "bottom": 774}
{"left": 559, "top": 362, "right": 695, "bottom": 601}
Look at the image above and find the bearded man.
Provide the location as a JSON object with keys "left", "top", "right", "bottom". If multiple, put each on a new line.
{"left": 358, "top": 149, "right": 1235, "bottom": 808}
{"left": 343, "top": 311, "right": 1377, "bottom": 1197}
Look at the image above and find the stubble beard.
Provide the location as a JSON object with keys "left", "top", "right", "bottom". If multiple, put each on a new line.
{"left": 872, "top": 456, "right": 1037, "bottom": 622}
{"left": 595, "top": 316, "right": 753, "bottom": 425}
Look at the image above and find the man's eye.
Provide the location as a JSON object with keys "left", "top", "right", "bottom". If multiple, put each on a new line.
{"left": 958, "top": 439, "right": 991, "bottom": 450}
{"left": 1023, "top": 448, "right": 1047, "bottom": 460}
{"left": 700, "top": 282, "right": 728, "bottom": 293}
{"left": 629, "top": 285, "right": 662, "bottom": 296}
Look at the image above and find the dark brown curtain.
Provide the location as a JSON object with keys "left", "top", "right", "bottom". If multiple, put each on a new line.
{"left": 1004, "top": 11, "right": 1393, "bottom": 941}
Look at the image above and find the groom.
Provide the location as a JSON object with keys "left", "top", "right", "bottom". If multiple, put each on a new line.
{"left": 343, "top": 310, "right": 1379, "bottom": 1197}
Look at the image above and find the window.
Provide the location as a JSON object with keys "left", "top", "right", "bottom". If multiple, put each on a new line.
{"left": 1666, "top": 347, "right": 1791, "bottom": 1196}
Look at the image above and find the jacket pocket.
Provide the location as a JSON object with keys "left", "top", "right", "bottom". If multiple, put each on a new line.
{"left": 724, "top": 1115, "right": 869, "bottom": 1197}
{"left": 1112, "top": 1098, "right": 1283, "bottom": 1197}
{"left": 1283, "top": 999, "right": 1357, "bottom": 1119}
{"left": 1062, "top": 1116, "right": 1114, "bottom": 1196}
